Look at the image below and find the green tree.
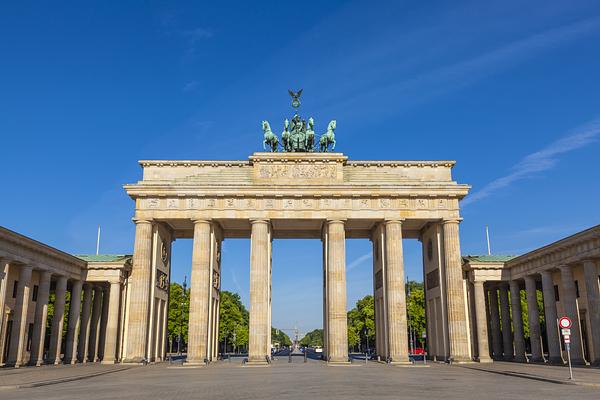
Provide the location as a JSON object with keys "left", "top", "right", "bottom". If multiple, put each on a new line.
{"left": 271, "top": 327, "right": 292, "bottom": 347}
{"left": 219, "top": 291, "right": 249, "bottom": 352}
{"left": 168, "top": 282, "right": 189, "bottom": 351}
{"left": 518, "top": 289, "right": 545, "bottom": 339}
{"left": 299, "top": 329, "right": 323, "bottom": 347}
{"left": 407, "top": 281, "right": 426, "bottom": 347}
{"left": 347, "top": 295, "right": 375, "bottom": 352}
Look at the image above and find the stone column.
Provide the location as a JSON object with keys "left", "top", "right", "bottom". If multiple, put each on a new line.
{"left": 488, "top": 286, "right": 502, "bottom": 359}
{"left": 102, "top": 282, "right": 122, "bottom": 364}
{"left": 524, "top": 275, "right": 543, "bottom": 362}
{"left": 64, "top": 280, "right": 83, "bottom": 364}
{"left": 248, "top": 219, "right": 271, "bottom": 364}
{"left": 540, "top": 270, "right": 562, "bottom": 364}
{"left": 384, "top": 220, "right": 409, "bottom": 363}
{"left": 0, "top": 260, "right": 9, "bottom": 357}
{"left": 48, "top": 276, "right": 68, "bottom": 364}
{"left": 499, "top": 284, "right": 514, "bottom": 360}
{"left": 124, "top": 219, "right": 153, "bottom": 363}
{"left": 78, "top": 284, "right": 93, "bottom": 362}
{"left": 473, "top": 281, "right": 492, "bottom": 362}
{"left": 326, "top": 220, "right": 349, "bottom": 363}
{"left": 88, "top": 286, "right": 104, "bottom": 362}
{"left": 509, "top": 280, "right": 527, "bottom": 362}
{"left": 6, "top": 265, "right": 33, "bottom": 367}
{"left": 187, "top": 219, "right": 212, "bottom": 365}
{"left": 582, "top": 259, "right": 600, "bottom": 366}
{"left": 559, "top": 265, "right": 585, "bottom": 364}
{"left": 30, "top": 271, "right": 51, "bottom": 366}
{"left": 442, "top": 219, "right": 470, "bottom": 361}
{"left": 98, "top": 286, "right": 110, "bottom": 360}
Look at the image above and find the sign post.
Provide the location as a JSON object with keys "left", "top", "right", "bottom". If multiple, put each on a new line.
{"left": 559, "top": 317, "right": 573, "bottom": 380}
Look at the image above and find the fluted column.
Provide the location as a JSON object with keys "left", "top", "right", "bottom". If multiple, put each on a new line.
{"left": 524, "top": 275, "right": 543, "bottom": 362}
{"left": 559, "top": 265, "right": 585, "bottom": 364}
{"left": 30, "top": 271, "right": 51, "bottom": 366}
{"left": 98, "top": 286, "right": 110, "bottom": 360}
{"left": 64, "top": 280, "right": 83, "bottom": 364}
{"left": 248, "top": 219, "right": 271, "bottom": 364}
{"left": 384, "top": 220, "right": 409, "bottom": 363}
{"left": 473, "top": 281, "right": 492, "bottom": 362}
{"left": 124, "top": 219, "right": 153, "bottom": 362}
{"left": 187, "top": 219, "right": 212, "bottom": 364}
{"left": 0, "top": 260, "right": 9, "bottom": 361}
{"left": 326, "top": 220, "right": 349, "bottom": 363}
{"left": 582, "top": 259, "right": 600, "bottom": 366}
{"left": 78, "top": 284, "right": 93, "bottom": 362}
{"left": 6, "top": 265, "right": 33, "bottom": 367}
{"left": 442, "top": 219, "right": 470, "bottom": 361}
{"left": 488, "top": 286, "right": 502, "bottom": 359}
{"left": 102, "top": 282, "right": 122, "bottom": 364}
{"left": 48, "top": 276, "right": 68, "bottom": 364}
{"left": 509, "top": 280, "right": 527, "bottom": 362}
{"left": 88, "top": 286, "right": 103, "bottom": 362}
{"left": 540, "top": 270, "right": 562, "bottom": 364}
{"left": 499, "top": 284, "right": 514, "bottom": 360}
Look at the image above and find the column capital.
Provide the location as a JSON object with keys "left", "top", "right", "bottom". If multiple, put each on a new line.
{"left": 523, "top": 274, "right": 538, "bottom": 283}
{"left": 39, "top": 270, "right": 52, "bottom": 279}
{"left": 540, "top": 269, "right": 554, "bottom": 277}
{"left": 192, "top": 218, "right": 213, "bottom": 225}
{"left": 326, "top": 219, "right": 346, "bottom": 225}
{"left": 383, "top": 218, "right": 404, "bottom": 225}
{"left": 132, "top": 218, "right": 153, "bottom": 225}
{"left": 249, "top": 218, "right": 270, "bottom": 225}
{"left": 581, "top": 258, "right": 598, "bottom": 265}
{"left": 442, "top": 218, "right": 463, "bottom": 225}
{"left": 558, "top": 264, "right": 572, "bottom": 271}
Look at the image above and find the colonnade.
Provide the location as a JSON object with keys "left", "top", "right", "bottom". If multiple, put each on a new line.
{"left": 176, "top": 217, "right": 469, "bottom": 365}
{"left": 0, "top": 261, "right": 122, "bottom": 367}
{"left": 473, "top": 261, "right": 600, "bottom": 365}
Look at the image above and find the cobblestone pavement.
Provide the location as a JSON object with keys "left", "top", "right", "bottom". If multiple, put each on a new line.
{"left": 2, "top": 358, "right": 599, "bottom": 399}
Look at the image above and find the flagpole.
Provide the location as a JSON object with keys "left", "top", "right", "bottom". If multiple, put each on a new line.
{"left": 96, "top": 225, "right": 101, "bottom": 255}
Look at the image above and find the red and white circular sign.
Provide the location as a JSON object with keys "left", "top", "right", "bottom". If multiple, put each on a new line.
{"left": 559, "top": 317, "right": 572, "bottom": 329}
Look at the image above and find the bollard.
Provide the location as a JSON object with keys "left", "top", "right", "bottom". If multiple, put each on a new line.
{"left": 304, "top": 351, "right": 307, "bottom": 363}
{"left": 365, "top": 352, "right": 368, "bottom": 364}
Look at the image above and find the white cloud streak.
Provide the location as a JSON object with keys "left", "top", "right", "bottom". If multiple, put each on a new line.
{"left": 463, "top": 119, "right": 600, "bottom": 206}
{"left": 346, "top": 252, "right": 372, "bottom": 272}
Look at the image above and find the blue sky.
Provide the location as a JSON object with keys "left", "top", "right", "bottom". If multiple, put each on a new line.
{"left": 2, "top": 1, "right": 600, "bottom": 333}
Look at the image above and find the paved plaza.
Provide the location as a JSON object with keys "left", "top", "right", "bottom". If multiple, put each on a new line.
{"left": 2, "top": 358, "right": 599, "bottom": 399}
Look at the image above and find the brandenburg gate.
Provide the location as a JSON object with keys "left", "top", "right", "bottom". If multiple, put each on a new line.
{"left": 120, "top": 92, "right": 472, "bottom": 365}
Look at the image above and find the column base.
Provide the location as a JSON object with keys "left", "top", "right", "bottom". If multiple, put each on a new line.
{"left": 528, "top": 356, "right": 545, "bottom": 363}
{"left": 327, "top": 360, "right": 352, "bottom": 366}
{"left": 244, "top": 360, "right": 270, "bottom": 367}
{"left": 478, "top": 357, "right": 493, "bottom": 363}
{"left": 64, "top": 359, "right": 78, "bottom": 365}
{"left": 184, "top": 359, "right": 209, "bottom": 366}
{"left": 513, "top": 356, "right": 527, "bottom": 363}
{"left": 546, "top": 356, "right": 564, "bottom": 365}
{"left": 389, "top": 361, "right": 413, "bottom": 366}
{"left": 449, "top": 356, "right": 474, "bottom": 363}
{"left": 121, "top": 357, "right": 148, "bottom": 364}
{"left": 101, "top": 360, "right": 117, "bottom": 365}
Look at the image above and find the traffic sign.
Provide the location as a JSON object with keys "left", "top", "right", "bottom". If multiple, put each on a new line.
{"left": 561, "top": 328, "right": 571, "bottom": 336}
{"left": 559, "top": 317, "right": 572, "bottom": 329}
{"left": 563, "top": 334, "right": 571, "bottom": 344}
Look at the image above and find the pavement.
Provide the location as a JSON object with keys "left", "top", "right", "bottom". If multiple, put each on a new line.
{"left": 0, "top": 358, "right": 599, "bottom": 399}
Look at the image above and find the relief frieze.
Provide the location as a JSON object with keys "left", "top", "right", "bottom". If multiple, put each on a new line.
{"left": 257, "top": 164, "right": 337, "bottom": 180}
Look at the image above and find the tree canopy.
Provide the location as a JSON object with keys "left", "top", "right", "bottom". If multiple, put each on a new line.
{"left": 299, "top": 329, "right": 323, "bottom": 347}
